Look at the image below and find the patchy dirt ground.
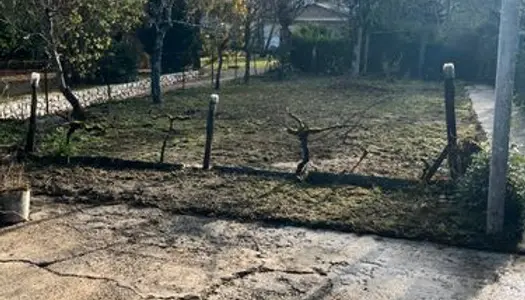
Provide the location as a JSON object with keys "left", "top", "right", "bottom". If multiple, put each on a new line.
{"left": 0, "top": 197, "right": 524, "bottom": 300}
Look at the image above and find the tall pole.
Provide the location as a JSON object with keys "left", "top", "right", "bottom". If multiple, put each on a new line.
{"left": 487, "top": 0, "right": 521, "bottom": 234}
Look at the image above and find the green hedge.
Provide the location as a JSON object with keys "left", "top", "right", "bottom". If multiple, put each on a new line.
{"left": 290, "top": 25, "right": 352, "bottom": 75}
{"left": 96, "top": 38, "right": 141, "bottom": 84}
{"left": 70, "top": 38, "right": 141, "bottom": 85}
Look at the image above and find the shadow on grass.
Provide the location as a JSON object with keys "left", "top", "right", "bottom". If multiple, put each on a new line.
{"left": 31, "top": 154, "right": 426, "bottom": 191}
{"left": 30, "top": 155, "right": 185, "bottom": 172}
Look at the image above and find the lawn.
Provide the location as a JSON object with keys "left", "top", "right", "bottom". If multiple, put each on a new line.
{"left": 5, "top": 75, "right": 516, "bottom": 251}
{"left": 201, "top": 54, "right": 276, "bottom": 71}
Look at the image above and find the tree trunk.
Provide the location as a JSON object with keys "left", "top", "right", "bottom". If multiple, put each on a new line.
{"left": 363, "top": 32, "right": 370, "bottom": 75}
{"left": 418, "top": 31, "right": 429, "bottom": 79}
{"left": 211, "top": 49, "right": 215, "bottom": 88}
{"left": 351, "top": 26, "right": 363, "bottom": 77}
{"left": 244, "top": 16, "right": 252, "bottom": 84}
{"left": 264, "top": 23, "right": 276, "bottom": 53}
{"left": 256, "top": 21, "right": 264, "bottom": 52}
{"left": 192, "top": 11, "right": 202, "bottom": 70}
{"left": 278, "top": 25, "right": 292, "bottom": 79}
{"left": 45, "top": 8, "right": 85, "bottom": 121}
{"left": 279, "top": 25, "right": 292, "bottom": 59}
{"left": 245, "top": 50, "right": 251, "bottom": 84}
{"left": 215, "top": 46, "right": 224, "bottom": 90}
{"left": 151, "top": 28, "right": 166, "bottom": 105}
{"left": 54, "top": 53, "right": 85, "bottom": 120}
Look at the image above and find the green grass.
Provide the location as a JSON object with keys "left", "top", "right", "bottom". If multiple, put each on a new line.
{"left": 200, "top": 54, "right": 276, "bottom": 71}
{"left": 5, "top": 75, "right": 518, "bottom": 252}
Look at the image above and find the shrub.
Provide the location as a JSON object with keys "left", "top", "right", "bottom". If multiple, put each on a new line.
{"left": 96, "top": 38, "right": 141, "bottom": 84}
{"left": 290, "top": 25, "right": 352, "bottom": 75}
{"left": 68, "top": 37, "right": 141, "bottom": 85}
{"left": 455, "top": 149, "right": 525, "bottom": 249}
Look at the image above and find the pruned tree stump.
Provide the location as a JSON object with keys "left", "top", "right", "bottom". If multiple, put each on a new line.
{"left": 284, "top": 108, "right": 364, "bottom": 181}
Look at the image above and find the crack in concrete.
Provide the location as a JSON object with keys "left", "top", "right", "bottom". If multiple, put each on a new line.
{"left": 301, "top": 278, "right": 334, "bottom": 300}
{"left": 0, "top": 239, "right": 130, "bottom": 269}
{"left": 0, "top": 259, "right": 194, "bottom": 300}
{"left": 203, "top": 263, "right": 327, "bottom": 299}
{"left": 0, "top": 253, "right": 323, "bottom": 300}
{"left": 277, "top": 277, "right": 308, "bottom": 294}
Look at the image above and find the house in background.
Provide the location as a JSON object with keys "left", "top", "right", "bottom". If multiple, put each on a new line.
{"left": 263, "top": 1, "right": 349, "bottom": 51}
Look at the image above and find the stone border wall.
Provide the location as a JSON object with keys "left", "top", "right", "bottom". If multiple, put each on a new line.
{"left": 0, "top": 70, "right": 200, "bottom": 120}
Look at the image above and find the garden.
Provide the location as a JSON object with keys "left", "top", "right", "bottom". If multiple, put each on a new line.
{"left": 3, "top": 73, "right": 524, "bottom": 252}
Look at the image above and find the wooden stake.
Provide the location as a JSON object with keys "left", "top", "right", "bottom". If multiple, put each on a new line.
{"left": 422, "top": 145, "right": 449, "bottom": 183}
{"left": 443, "top": 63, "right": 459, "bottom": 180}
{"left": 25, "top": 73, "right": 40, "bottom": 153}
{"left": 203, "top": 94, "right": 219, "bottom": 170}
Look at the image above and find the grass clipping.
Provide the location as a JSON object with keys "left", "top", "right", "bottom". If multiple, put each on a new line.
{"left": 0, "top": 164, "right": 29, "bottom": 193}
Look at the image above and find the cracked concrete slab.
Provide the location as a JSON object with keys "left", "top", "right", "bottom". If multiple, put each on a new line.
{"left": 1, "top": 198, "right": 525, "bottom": 300}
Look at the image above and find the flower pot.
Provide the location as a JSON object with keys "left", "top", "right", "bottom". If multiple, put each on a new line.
{"left": 0, "top": 189, "right": 30, "bottom": 225}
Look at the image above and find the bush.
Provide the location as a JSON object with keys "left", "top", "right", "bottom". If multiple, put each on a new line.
{"left": 455, "top": 149, "right": 525, "bottom": 249}
{"left": 290, "top": 25, "right": 352, "bottom": 75}
{"left": 96, "top": 38, "right": 141, "bottom": 84}
{"left": 68, "top": 38, "right": 141, "bottom": 85}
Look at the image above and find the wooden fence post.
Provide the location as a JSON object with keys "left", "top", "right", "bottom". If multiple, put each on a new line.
{"left": 25, "top": 72, "right": 40, "bottom": 153}
{"left": 203, "top": 94, "right": 219, "bottom": 170}
{"left": 443, "top": 63, "right": 459, "bottom": 180}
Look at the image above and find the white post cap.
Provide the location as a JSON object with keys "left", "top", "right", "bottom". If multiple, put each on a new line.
{"left": 30, "top": 72, "right": 41, "bottom": 87}
{"left": 210, "top": 94, "right": 219, "bottom": 104}
{"left": 443, "top": 63, "right": 455, "bottom": 79}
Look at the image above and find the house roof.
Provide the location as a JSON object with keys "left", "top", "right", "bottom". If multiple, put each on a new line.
{"left": 294, "top": 2, "right": 350, "bottom": 22}
{"left": 313, "top": 2, "right": 350, "bottom": 15}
